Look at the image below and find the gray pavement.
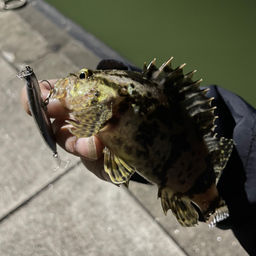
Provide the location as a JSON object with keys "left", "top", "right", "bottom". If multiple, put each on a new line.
{"left": 0, "top": 1, "right": 248, "bottom": 255}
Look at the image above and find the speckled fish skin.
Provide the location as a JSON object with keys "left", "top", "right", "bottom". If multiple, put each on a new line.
{"left": 51, "top": 58, "right": 233, "bottom": 227}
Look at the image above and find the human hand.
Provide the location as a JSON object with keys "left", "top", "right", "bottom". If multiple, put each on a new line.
{"left": 20, "top": 79, "right": 112, "bottom": 183}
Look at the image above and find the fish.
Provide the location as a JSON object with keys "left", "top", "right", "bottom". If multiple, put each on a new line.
{"left": 51, "top": 58, "right": 234, "bottom": 227}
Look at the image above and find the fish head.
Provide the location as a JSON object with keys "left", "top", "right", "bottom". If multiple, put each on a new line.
{"left": 52, "top": 69, "right": 118, "bottom": 111}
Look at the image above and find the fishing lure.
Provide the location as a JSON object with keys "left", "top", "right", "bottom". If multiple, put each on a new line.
{"left": 18, "top": 66, "right": 59, "bottom": 157}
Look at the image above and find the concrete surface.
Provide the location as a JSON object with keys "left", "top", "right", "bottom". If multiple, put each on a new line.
{"left": 0, "top": 0, "right": 249, "bottom": 255}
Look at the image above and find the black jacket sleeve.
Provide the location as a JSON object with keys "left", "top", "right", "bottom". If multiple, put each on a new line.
{"left": 207, "top": 86, "right": 256, "bottom": 255}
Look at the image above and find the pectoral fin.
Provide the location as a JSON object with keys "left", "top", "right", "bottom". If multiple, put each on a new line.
{"left": 68, "top": 104, "right": 112, "bottom": 138}
{"left": 158, "top": 187, "right": 198, "bottom": 227}
{"left": 103, "top": 147, "right": 135, "bottom": 185}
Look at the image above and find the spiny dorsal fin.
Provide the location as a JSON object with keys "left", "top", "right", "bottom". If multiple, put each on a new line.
{"left": 144, "top": 58, "right": 217, "bottom": 135}
{"left": 144, "top": 58, "right": 234, "bottom": 181}
{"left": 162, "top": 63, "right": 187, "bottom": 90}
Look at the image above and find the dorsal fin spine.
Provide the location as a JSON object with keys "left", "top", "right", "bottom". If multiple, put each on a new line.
{"left": 144, "top": 57, "right": 234, "bottom": 185}
{"left": 185, "top": 97, "right": 213, "bottom": 112}
{"left": 153, "top": 58, "right": 174, "bottom": 81}
{"left": 145, "top": 58, "right": 158, "bottom": 78}
{"left": 179, "top": 79, "right": 203, "bottom": 93}
{"left": 178, "top": 63, "right": 186, "bottom": 70}
{"left": 184, "top": 70, "right": 197, "bottom": 80}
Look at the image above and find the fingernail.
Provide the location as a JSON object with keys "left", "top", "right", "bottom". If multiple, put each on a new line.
{"left": 65, "top": 136, "right": 77, "bottom": 154}
{"left": 75, "top": 137, "right": 98, "bottom": 160}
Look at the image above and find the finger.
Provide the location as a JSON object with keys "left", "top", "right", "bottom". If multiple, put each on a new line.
{"left": 52, "top": 119, "right": 104, "bottom": 160}
{"left": 20, "top": 79, "right": 70, "bottom": 118}
{"left": 52, "top": 119, "right": 112, "bottom": 183}
{"left": 39, "top": 79, "right": 57, "bottom": 91}
{"left": 52, "top": 119, "right": 79, "bottom": 156}
{"left": 41, "top": 79, "right": 71, "bottom": 117}
{"left": 20, "top": 79, "right": 57, "bottom": 115}
{"left": 75, "top": 136, "right": 104, "bottom": 160}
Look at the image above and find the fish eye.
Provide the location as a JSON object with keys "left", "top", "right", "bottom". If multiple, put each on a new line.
{"left": 79, "top": 72, "right": 86, "bottom": 79}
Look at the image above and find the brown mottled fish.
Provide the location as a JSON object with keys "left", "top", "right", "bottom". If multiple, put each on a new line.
{"left": 51, "top": 58, "right": 233, "bottom": 227}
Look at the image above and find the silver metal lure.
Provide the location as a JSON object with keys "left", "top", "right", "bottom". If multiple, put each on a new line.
{"left": 18, "top": 65, "right": 57, "bottom": 156}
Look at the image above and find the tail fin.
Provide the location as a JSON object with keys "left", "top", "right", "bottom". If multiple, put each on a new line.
{"left": 205, "top": 198, "right": 229, "bottom": 227}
